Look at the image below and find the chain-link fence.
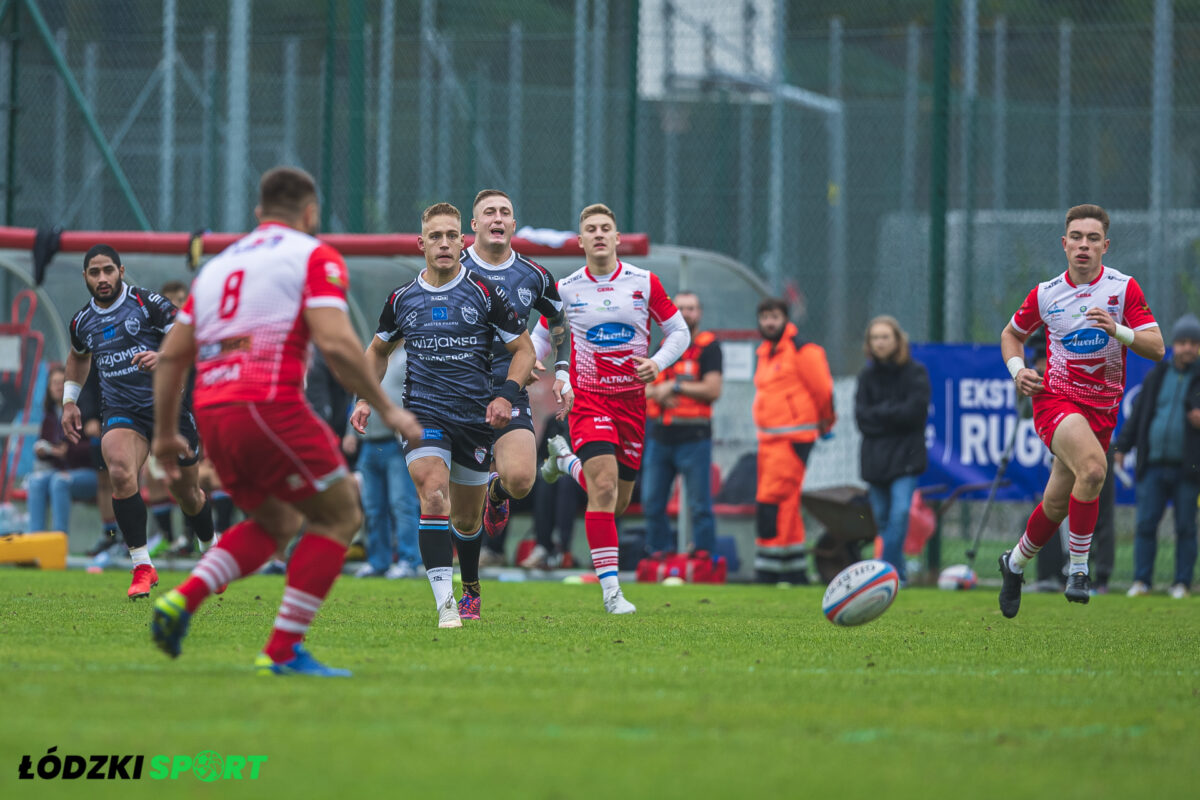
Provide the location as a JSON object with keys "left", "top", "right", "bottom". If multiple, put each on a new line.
{"left": 2, "top": 1, "right": 1200, "bottom": 370}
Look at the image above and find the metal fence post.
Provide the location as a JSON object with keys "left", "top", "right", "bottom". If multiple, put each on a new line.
{"left": 1056, "top": 19, "right": 1071, "bottom": 211}
{"left": 766, "top": 0, "right": 785, "bottom": 291}
{"left": 589, "top": 0, "right": 607, "bottom": 203}
{"left": 282, "top": 37, "right": 299, "bottom": 166}
{"left": 223, "top": 0, "right": 250, "bottom": 232}
{"left": 828, "top": 17, "right": 847, "bottom": 365}
{"left": 901, "top": 22, "right": 919, "bottom": 214}
{"left": 992, "top": 17, "right": 1006, "bottom": 211}
{"left": 376, "top": 0, "right": 394, "bottom": 231}
{"left": 507, "top": 22, "right": 522, "bottom": 205}
{"left": 1150, "top": 0, "right": 1173, "bottom": 318}
{"left": 571, "top": 0, "right": 587, "bottom": 219}
{"left": 159, "top": 0, "right": 175, "bottom": 231}
{"left": 53, "top": 28, "right": 66, "bottom": 223}
{"left": 419, "top": 0, "right": 434, "bottom": 206}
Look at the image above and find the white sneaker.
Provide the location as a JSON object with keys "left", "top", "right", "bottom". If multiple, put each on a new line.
{"left": 385, "top": 561, "right": 415, "bottom": 579}
{"left": 1126, "top": 580, "right": 1150, "bottom": 597}
{"left": 520, "top": 544, "right": 550, "bottom": 569}
{"left": 540, "top": 435, "right": 573, "bottom": 484}
{"left": 355, "top": 563, "right": 383, "bottom": 578}
{"left": 603, "top": 588, "right": 636, "bottom": 615}
{"left": 1169, "top": 583, "right": 1190, "bottom": 600}
{"left": 437, "top": 595, "right": 462, "bottom": 628}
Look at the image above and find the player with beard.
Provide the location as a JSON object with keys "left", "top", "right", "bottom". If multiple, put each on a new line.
{"left": 62, "top": 246, "right": 215, "bottom": 599}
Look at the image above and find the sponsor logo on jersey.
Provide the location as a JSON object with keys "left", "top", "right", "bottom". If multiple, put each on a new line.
{"left": 86, "top": 334, "right": 94, "bottom": 349}
{"left": 462, "top": 306, "right": 479, "bottom": 324}
{"left": 422, "top": 428, "right": 445, "bottom": 441}
{"left": 96, "top": 345, "right": 142, "bottom": 369}
{"left": 597, "top": 286, "right": 615, "bottom": 293}
{"left": 518, "top": 287, "right": 534, "bottom": 307}
{"left": 432, "top": 307, "right": 449, "bottom": 321}
{"left": 1047, "top": 302, "right": 1065, "bottom": 315}
{"left": 324, "top": 262, "right": 345, "bottom": 287}
{"left": 1076, "top": 293, "right": 1091, "bottom": 298}
{"left": 1061, "top": 328, "right": 1110, "bottom": 354}
{"left": 409, "top": 334, "right": 479, "bottom": 349}
{"left": 103, "top": 325, "right": 117, "bottom": 340}
{"left": 1071, "top": 357, "right": 1105, "bottom": 375}
{"left": 586, "top": 322, "right": 636, "bottom": 345}
{"left": 124, "top": 318, "right": 141, "bottom": 336}
{"left": 404, "top": 310, "right": 421, "bottom": 327}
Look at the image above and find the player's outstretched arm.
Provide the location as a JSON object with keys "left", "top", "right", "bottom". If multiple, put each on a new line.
{"left": 61, "top": 350, "right": 92, "bottom": 444}
{"left": 151, "top": 323, "right": 198, "bottom": 479}
{"left": 350, "top": 335, "right": 399, "bottom": 434}
{"left": 307, "top": 307, "right": 421, "bottom": 441}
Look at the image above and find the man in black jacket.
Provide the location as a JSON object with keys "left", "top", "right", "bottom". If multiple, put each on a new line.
{"left": 1115, "top": 314, "right": 1200, "bottom": 599}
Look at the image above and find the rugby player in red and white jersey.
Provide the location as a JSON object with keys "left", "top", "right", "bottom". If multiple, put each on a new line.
{"left": 533, "top": 203, "right": 690, "bottom": 614}
{"left": 148, "top": 167, "right": 422, "bottom": 676}
{"left": 997, "top": 204, "right": 1164, "bottom": 617}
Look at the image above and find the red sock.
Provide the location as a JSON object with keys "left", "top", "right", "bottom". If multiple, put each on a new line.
{"left": 1024, "top": 502, "right": 1062, "bottom": 548}
{"left": 264, "top": 534, "right": 347, "bottom": 664}
{"left": 584, "top": 511, "right": 619, "bottom": 577}
{"left": 177, "top": 519, "right": 276, "bottom": 613}
{"left": 1068, "top": 495, "right": 1100, "bottom": 562}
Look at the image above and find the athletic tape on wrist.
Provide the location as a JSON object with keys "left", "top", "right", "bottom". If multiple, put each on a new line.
{"left": 63, "top": 380, "right": 82, "bottom": 405}
{"left": 1006, "top": 357, "right": 1025, "bottom": 380}
{"left": 1113, "top": 324, "right": 1135, "bottom": 346}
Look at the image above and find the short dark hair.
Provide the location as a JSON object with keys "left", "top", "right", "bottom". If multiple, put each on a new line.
{"left": 83, "top": 243, "right": 121, "bottom": 271}
{"left": 674, "top": 290, "right": 700, "bottom": 308}
{"left": 259, "top": 166, "right": 318, "bottom": 218}
{"left": 160, "top": 280, "right": 187, "bottom": 296}
{"left": 422, "top": 202, "right": 461, "bottom": 225}
{"left": 473, "top": 190, "right": 512, "bottom": 212}
{"left": 756, "top": 297, "right": 788, "bottom": 318}
{"left": 1065, "top": 204, "right": 1109, "bottom": 236}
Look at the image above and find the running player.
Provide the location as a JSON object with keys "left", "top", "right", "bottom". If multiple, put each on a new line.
{"left": 998, "top": 204, "right": 1163, "bottom": 617}
{"left": 62, "top": 245, "right": 215, "bottom": 599}
{"left": 149, "top": 166, "right": 421, "bottom": 676}
{"left": 460, "top": 190, "right": 570, "bottom": 576}
{"left": 534, "top": 203, "right": 690, "bottom": 614}
{"left": 351, "top": 202, "right": 535, "bottom": 627}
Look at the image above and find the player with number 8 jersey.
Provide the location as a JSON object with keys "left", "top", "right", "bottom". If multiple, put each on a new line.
{"left": 149, "top": 167, "right": 420, "bottom": 676}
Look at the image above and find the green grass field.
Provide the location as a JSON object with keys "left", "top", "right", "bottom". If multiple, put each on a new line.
{"left": 1, "top": 569, "right": 1197, "bottom": 800}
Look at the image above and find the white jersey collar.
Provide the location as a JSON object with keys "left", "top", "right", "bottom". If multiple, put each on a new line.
{"left": 465, "top": 244, "right": 515, "bottom": 271}
{"left": 90, "top": 283, "right": 130, "bottom": 316}
{"left": 418, "top": 266, "right": 466, "bottom": 293}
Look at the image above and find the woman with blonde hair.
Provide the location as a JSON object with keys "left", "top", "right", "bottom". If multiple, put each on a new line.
{"left": 854, "top": 316, "right": 930, "bottom": 583}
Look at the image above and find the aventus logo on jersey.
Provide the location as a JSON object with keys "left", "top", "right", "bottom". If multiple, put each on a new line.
{"left": 1061, "top": 329, "right": 1110, "bottom": 354}
{"left": 586, "top": 322, "right": 636, "bottom": 345}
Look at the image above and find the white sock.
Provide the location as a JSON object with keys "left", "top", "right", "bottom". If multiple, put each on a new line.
{"left": 559, "top": 455, "right": 584, "bottom": 487}
{"left": 199, "top": 532, "right": 221, "bottom": 553}
{"left": 1068, "top": 529, "right": 1092, "bottom": 575}
{"left": 599, "top": 574, "right": 620, "bottom": 596}
{"left": 427, "top": 566, "right": 454, "bottom": 608}
{"left": 129, "top": 546, "right": 152, "bottom": 567}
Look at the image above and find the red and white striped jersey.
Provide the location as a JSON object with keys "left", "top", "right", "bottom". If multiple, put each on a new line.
{"left": 1011, "top": 265, "right": 1157, "bottom": 409}
{"left": 550, "top": 261, "right": 679, "bottom": 397}
{"left": 178, "top": 223, "right": 350, "bottom": 408}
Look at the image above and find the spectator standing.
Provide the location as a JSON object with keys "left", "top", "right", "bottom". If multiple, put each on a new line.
{"left": 642, "top": 291, "right": 723, "bottom": 556}
{"left": 25, "top": 365, "right": 98, "bottom": 534}
{"left": 751, "top": 298, "right": 835, "bottom": 584}
{"left": 854, "top": 316, "right": 930, "bottom": 584}
{"left": 1115, "top": 313, "right": 1200, "bottom": 599}
{"left": 355, "top": 348, "right": 420, "bottom": 578}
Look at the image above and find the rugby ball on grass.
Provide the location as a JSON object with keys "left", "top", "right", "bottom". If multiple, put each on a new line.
{"left": 937, "top": 564, "right": 978, "bottom": 591}
{"left": 822, "top": 560, "right": 900, "bottom": 626}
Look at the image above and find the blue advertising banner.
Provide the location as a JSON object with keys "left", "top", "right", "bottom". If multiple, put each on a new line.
{"left": 912, "top": 343, "right": 1154, "bottom": 505}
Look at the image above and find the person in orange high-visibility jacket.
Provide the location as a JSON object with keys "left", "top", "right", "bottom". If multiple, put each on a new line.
{"left": 752, "top": 298, "right": 835, "bottom": 584}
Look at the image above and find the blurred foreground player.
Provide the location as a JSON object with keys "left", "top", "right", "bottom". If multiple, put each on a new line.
{"left": 149, "top": 167, "right": 420, "bottom": 676}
